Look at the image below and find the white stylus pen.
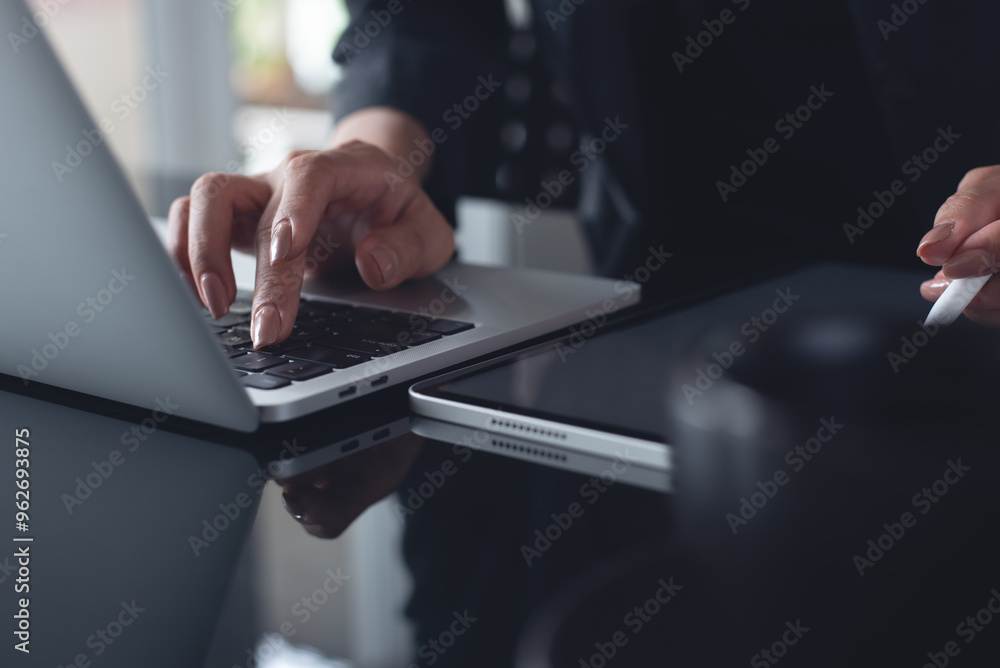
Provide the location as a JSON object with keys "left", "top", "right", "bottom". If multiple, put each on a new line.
{"left": 923, "top": 274, "right": 992, "bottom": 328}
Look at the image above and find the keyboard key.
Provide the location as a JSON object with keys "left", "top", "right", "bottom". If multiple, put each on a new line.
{"left": 379, "top": 312, "right": 428, "bottom": 328}
{"left": 229, "top": 298, "right": 253, "bottom": 315}
{"left": 330, "top": 320, "right": 409, "bottom": 342}
{"left": 206, "top": 312, "right": 250, "bottom": 328}
{"left": 242, "top": 374, "right": 290, "bottom": 390}
{"left": 317, "top": 333, "right": 402, "bottom": 356}
{"left": 232, "top": 352, "right": 288, "bottom": 372}
{"left": 302, "top": 300, "right": 354, "bottom": 315}
{"left": 266, "top": 361, "right": 333, "bottom": 381}
{"left": 294, "top": 313, "right": 335, "bottom": 328}
{"left": 347, "top": 306, "right": 389, "bottom": 321}
{"left": 218, "top": 330, "right": 252, "bottom": 347}
{"left": 285, "top": 346, "right": 369, "bottom": 368}
{"left": 424, "top": 319, "right": 475, "bottom": 335}
{"left": 240, "top": 339, "right": 301, "bottom": 355}
{"left": 288, "top": 324, "right": 327, "bottom": 342}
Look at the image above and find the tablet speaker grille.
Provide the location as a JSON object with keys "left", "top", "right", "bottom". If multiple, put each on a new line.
{"left": 489, "top": 417, "right": 568, "bottom": 441}
{"left": 489, "top": 437, "right": 568, "bottom": 462}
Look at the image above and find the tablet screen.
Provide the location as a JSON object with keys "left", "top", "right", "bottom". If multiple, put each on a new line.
{"left": 421, "top": 313, "right": 688, "bottom": 443}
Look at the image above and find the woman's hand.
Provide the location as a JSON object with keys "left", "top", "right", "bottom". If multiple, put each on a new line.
{"left": 167, "top": 108, "right": 455, "bottom": 347}
{"left": 917, "top": 166, "right": 1000, "bottom": 327}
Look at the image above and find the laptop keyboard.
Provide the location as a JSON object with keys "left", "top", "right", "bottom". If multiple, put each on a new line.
{"left": 205, "top": 296, "right": 475, "bottom": 390}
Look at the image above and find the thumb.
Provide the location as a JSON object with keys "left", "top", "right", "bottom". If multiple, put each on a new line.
{"left": 354, "top": 193, "right": 455, "bottom": 290}
{"left": 943, "top": 219, "right": 1000, "bottom": 279}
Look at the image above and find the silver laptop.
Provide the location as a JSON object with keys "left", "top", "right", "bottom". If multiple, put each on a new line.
{"left": 0, "top": 0, "right": 637, "bottom": 432}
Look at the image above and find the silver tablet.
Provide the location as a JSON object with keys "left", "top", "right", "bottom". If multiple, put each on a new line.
{"left": 408, "top": 334, "right": 672, "bottom": 491}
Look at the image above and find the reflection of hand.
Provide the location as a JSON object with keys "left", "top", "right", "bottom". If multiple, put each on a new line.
{"left": 276, "top": 434, "right": 423, "bottom": 539}
{"left": 917, "top": 166, "right": 1000, "bottom": 326}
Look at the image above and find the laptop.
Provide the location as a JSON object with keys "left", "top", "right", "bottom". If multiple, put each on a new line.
{"left": 0, "top": 0, "right": 637, "bottom": 432}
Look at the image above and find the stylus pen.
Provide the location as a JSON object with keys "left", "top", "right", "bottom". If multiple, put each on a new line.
{"left": 923, "top": 274, "right": 992, "bottom": 328}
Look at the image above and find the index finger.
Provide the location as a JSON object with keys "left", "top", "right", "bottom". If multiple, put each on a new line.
{"left": 918, "top": 167, "right": 1000, "bottom": 266}
{"left": 247, "top": 177, "right": 304, "bottom": 348}
{"left": 267, "top": 147, "right": 402, "bottom": 265}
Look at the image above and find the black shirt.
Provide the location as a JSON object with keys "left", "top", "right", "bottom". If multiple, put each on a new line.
{"left": 334, "top": 0, "right": 1000, "bottom": 296}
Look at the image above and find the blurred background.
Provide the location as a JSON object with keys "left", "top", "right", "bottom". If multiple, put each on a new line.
{"left": 37, "top": 0, "right": 589, "bottom": 665}
{"left": 43, "top": 0, "right": 346, "bottom": 212}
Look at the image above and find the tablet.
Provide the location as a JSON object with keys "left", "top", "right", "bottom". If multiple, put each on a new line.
{"left": 408, "top": 262, "right": 942, "bottom": 494}
{"left": 408, "top": 330, "right": 674, "bottom": 491}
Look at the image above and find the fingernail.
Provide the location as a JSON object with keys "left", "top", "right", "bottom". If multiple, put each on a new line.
{"left": 281, "top": 492, "right": 305, "bottom": 520}
{"left": 944, "top": 249, "right": 993, "bottom": 279}
{"left": 921, "top": 279, "right": 951, "bottom": 291}
{"left": 200, "top": 272, "right": 229, "bottom": 319}
{"left": 312, "top": 476, "right": 329, "bottom": 490}
{"left": 916, "top": 221, "right": 955, "bottom": 258}
{"left": 270, "top": 219, "right": 292, "bottom": 263}
{"left": 368, "top": 245, "right": 398, "bottom": 285}
{"left": 252, "top": 303, "right": 281, "bottom": 348}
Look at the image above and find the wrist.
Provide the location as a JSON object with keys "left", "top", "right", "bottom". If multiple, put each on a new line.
{"left": 330, "top": 106, "right": 433, "bottom": 182}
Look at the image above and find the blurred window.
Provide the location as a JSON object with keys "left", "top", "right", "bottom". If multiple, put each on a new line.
{"left": 230, "top": 0, "right": 348, "bottom": 109}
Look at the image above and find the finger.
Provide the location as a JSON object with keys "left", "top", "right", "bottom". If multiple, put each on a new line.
{"left": 231, "top": 212, "right": 261, "bottom": 255}
{"left": 281, "top": 483, "right": 362, "bottom": 539}
{"left": 231, "top": 174, "right": 276, "bottom": 255}
{"left": 919, "top": 270, "right": 950, "bottom": 302}
{"left": 921, "top": 273, "right": 1000, "bottom": 318}
{"left": 278, "top": 436, "right": 423, "bottom": 537}
{"left": 268, "top": 147, "right": 398, "bottom": 264}
{"left": 942, "top": 219, "right": 1000, "bottom": 279}
{"left": 280, "top": 489, "right": 307, "bottom": 520}
{"left": 918, "top": 167, "right": 1000, "bottom": 266}
{"left": 166, "top": 196, "right": 196, "bottom": 294}
{"left": 251, "top": 189, "right": 305, "bottom": 348}
{"left": 354, "top": 194, "right": 455, "bottom": 290}
{"left": 187, "top": 172, "right": 272, "bottom": 318}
